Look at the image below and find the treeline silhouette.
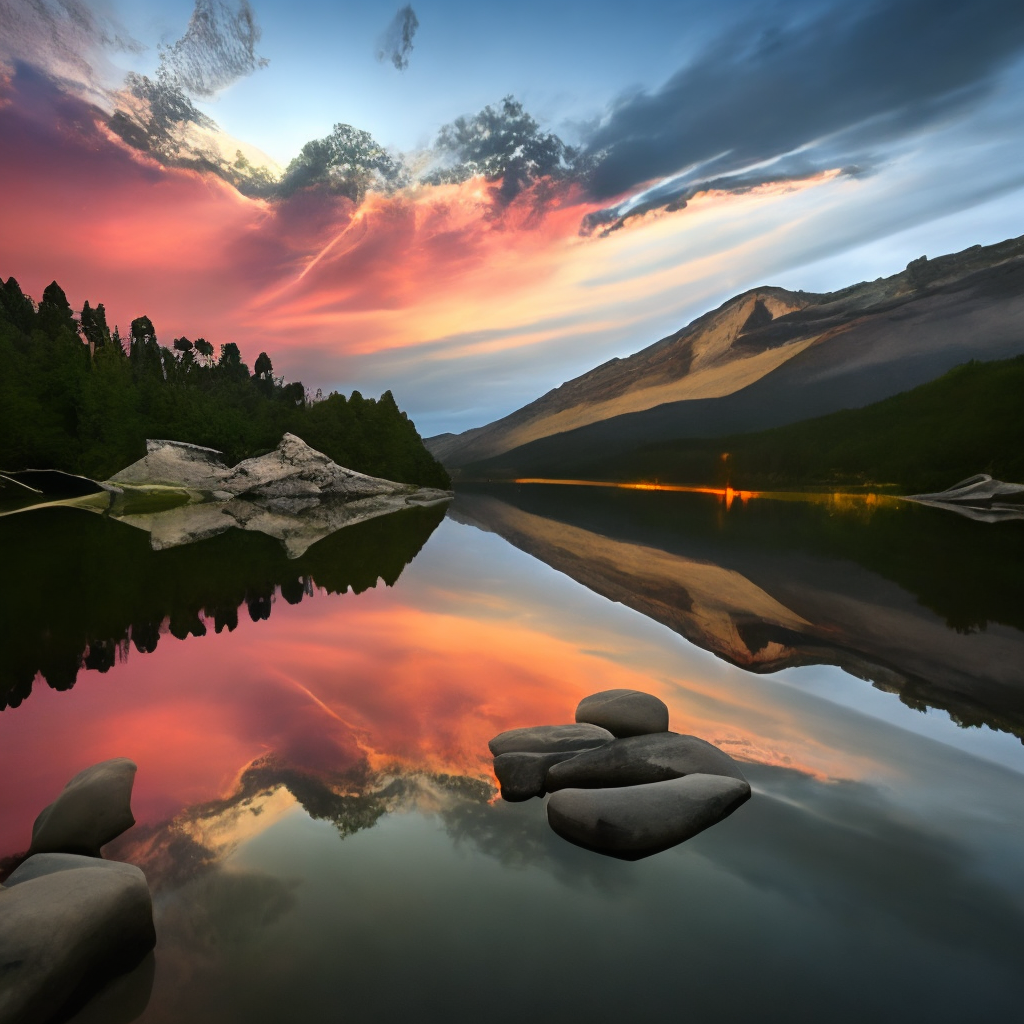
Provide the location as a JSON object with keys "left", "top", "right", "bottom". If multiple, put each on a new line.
{"left": 0, "top": 276, "right": 450, "bottom": 488}
{"left": 0, "top": 502, "right": 446, "bottom": 711}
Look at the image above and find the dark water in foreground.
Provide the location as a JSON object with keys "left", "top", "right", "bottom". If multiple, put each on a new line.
{"left": 1, "top": 486, "right": 1023, "bottom": 1022}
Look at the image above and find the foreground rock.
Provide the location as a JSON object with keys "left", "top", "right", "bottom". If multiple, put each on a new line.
{"left": 547, "top": 732, "right": 748, "bottom": 791}
{"left": 0, "top": 856, "right": 155, "bottom": 1024}
{"left": 30, "top": 758, "right": 137, "bottom": 857}
{"left": 488, "top": 724, "right": 614, "bottom": 757}
{"left": 492, "top": 750, "right": 585, "bottom": 801}
{"left": 575, "top": 688, "right": 669, "bottom": 737}
{"left": 547, "top": 774, "right": 751, "bottom": 860}
{"left": 906, "top": 474, "right": 1024, "bottom": 523}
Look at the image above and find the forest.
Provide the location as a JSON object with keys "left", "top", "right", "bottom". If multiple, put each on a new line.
{"left": 0, "top": 276, "right": 450, "bottom": 489}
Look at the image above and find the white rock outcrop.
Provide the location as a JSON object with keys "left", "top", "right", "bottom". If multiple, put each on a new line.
{"left": 906, "top": 474, "right": 1024, "bottom": 522}
{"left": 107, "top": 434, "right": 424, "bottom": 501}
{"left": 107, "top": 439, "right": 230, "bottom": 491}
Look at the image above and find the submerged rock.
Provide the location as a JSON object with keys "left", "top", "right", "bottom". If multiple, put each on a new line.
{"left": 0, "top": 857, "right": 156, "bottom": 1024}
{"left": 547, "top": 773, "right": 751, "bottom": 860}
{"left": 493, "top": 750, "right": 584, "bottom": 801}
{"left": 488, "top": 724, "right": 614, "bottom": 757}
{"left": 546, "top": 732, "right": 747, "bottom": 791}
{"left": 575, "top": 688, "right": 669, "bottom": 737}
{"left": 30, "top": 758, "right": 137, "bottom": 857}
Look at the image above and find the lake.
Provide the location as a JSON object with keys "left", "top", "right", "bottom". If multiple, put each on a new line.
{"left": 2, "top": 484, "right": 1023, "bottom": 1023}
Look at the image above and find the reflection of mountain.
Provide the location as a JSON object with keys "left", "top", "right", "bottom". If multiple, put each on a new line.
{"left": 0, "top": 503, "right": 446, "bottom": 710}
{"left": 452, "top": 485, "right": 1024, "bottom": 738}
{"left": 430, "top": 235, "right": 1024, "bottom": 480}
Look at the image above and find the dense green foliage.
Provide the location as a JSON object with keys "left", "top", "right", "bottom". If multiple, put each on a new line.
{"left": 0, "top": 276, "right": 450, "bottom": 488}
{"left": 568, "top": 357, "right": 1024, "bottom": 493}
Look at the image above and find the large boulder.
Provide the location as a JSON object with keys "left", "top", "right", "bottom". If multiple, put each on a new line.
{"left": 30, "top": 758, "right": 137, "bottom": 857}
{"left": 492, "top": 750, "right": 584, "bottom": 802}
{"left": 546, "top": 732, "right": 747, "bottom": 792}
{"left": 107, "top": 438, "right": 230, "bottom": 490}
{"left": 488, "top": 724, "right": 614, "bottom": 757}
{"left": 575, "top": 688, "right": 669, "bottom": 737}
{"left": 547, "top": 774, "right": 751, "bottom": 860}
{"left": 220, "top": 433, "right": 413, "bottom": 500}
{"left": 0, "top": 857, "right": 156, "bottom": 1024}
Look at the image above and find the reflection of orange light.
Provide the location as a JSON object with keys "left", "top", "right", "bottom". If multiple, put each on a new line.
{"left": 513, "top": 479, "right": 901, "bottom": 514}
{"left": 514, "top": 478, "right": 760, "bottom": 505}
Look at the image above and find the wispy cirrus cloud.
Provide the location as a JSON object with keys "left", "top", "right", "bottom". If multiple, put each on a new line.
{"left": 376, "top": 5, "right": 420, "bottom": 72}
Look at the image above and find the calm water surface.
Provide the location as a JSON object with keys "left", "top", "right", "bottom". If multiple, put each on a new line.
{"left": 1, "top": 487, "right": 1023, "bottom": 1023}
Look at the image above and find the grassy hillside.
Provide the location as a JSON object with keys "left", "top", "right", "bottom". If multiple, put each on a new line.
{"left": 488, "top": 356, "right": 1024, "bottom": 493}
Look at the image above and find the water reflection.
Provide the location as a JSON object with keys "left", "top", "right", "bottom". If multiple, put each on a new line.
{"left": 453, "top": 483, "right": 1024, "bottom": 739}
{"left": 0, "top": 503, "right": 446, "bottom": 710}
{"left": 1, "top": 499, "right": 1022, "bottom": 1022}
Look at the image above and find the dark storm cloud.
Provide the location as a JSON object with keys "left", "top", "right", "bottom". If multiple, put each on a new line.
{"left": 584, "top": 0, "right": 1024, "bottom": 203}
{"left": 159, "top": 0, "right": 269, "bottom": 97}
{"left": 377, "top": 5, "right": 420, "bottom": 71}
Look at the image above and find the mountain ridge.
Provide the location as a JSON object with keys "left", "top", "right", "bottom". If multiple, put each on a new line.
{"left": 428, "top": 234, "right": 1024, "bottom": 476}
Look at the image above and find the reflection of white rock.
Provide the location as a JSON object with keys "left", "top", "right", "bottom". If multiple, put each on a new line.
{"left": 906, "top": 474, "right": 1024, "bottom": 522}
{"left": 118, "top": 502, "right": 237, "bottom": 549}
{"left": 119, "top": 490, "right": 454, "bottom": 558}
{"left": 224, "top": 492, "right": 444, "bottom": 559}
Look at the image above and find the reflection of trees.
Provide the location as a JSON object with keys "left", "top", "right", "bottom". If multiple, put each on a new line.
{"left": 0, "top": 503, "right": 445, "bottom": 710}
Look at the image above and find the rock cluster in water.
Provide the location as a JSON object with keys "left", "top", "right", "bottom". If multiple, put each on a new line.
{"left": 489, "top": 689, "right": 750, "bottom": 860}
{"left": 0, "top": 759, "right": 155, "bottom": 1024}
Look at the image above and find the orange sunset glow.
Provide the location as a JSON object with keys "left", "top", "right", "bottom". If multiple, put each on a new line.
{"left": 0, "top": 66, "right": 852, "bottom": 420}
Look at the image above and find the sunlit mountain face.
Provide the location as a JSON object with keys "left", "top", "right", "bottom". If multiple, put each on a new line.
{"left": 1, "top": 0, "right": 1023, "bottom": 436}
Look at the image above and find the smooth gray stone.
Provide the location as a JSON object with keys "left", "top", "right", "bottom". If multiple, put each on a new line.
{"left": 546, "top": 732, "right": 748, "bottom": 791}
{"left": 546, "top": 773, "right": 751, "bottom": 860}
{"left": 488, "top": 724, "right": 614, "bottom": 757}
{"left": 4, "top": 853, "right": 141, "bottom": 888}
{"left": 575, "top": 688, "right": 670, "bottom": 737}
{"left": 0, "top": 861, "right": 156, "bottom": 1024}
{"left": 493, "top": 750, "right": 583, "bottom": 802}
{"left": 30, "top": 758, "right": 137, "bottom": 857}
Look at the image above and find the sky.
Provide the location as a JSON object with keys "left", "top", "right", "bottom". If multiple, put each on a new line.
{"left": 1, "top": 0, "right": 1023, "bottom": 436}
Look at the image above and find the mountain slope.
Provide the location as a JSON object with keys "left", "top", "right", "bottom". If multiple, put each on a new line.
{"left": 428, "top": 235, "right": 1024, "bottom": 477}
{"left": 478, "top": 355, "right": 1024, "bottom": 494}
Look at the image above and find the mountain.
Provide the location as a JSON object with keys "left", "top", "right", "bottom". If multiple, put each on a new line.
{"left": 427, "top": 235, "right": 1024, "bottom": 479}
{"left": 549, "top": 356, "right": 1024, "bottom": 494}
